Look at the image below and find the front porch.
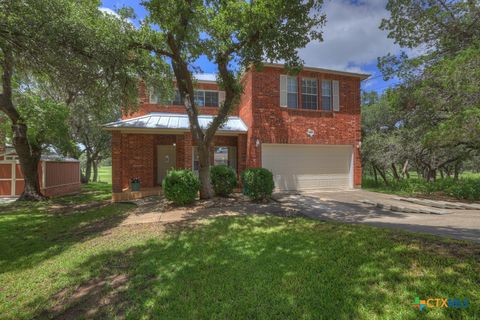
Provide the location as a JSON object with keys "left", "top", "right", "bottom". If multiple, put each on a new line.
{"left": 105, "top": 113, "right": 248, "bottom": 201}
{"left": 111, "top": 186, "right": 163, "bottom": 202}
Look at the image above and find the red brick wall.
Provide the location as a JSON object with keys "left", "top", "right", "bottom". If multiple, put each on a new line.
{"left": 111, "top": 65, "right": 363, "bottom": 192}
{"left": 112, "top": 133, "right": 156, "bottom": 192}
{"left": 111, "top": 132, "right": 248, "bottom": 192}
{"left": 245, "top": 66, "right": 362, "bottom": 186}
{"left": 123, "top": 82, "right": 236, "bottom": 119}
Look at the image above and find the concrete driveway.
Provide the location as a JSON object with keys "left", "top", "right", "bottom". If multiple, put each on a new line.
{"left": 274, "top": 189, "right": 480, "bottom": 243}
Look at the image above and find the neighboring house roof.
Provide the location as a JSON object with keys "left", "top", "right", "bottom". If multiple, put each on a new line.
{"left": 103, "top": 113, "right": 248, "bottom": 133}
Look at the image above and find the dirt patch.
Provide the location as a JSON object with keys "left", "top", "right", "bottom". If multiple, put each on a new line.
{"left": 41, "top": 274, "right": 129, "bottom": 320}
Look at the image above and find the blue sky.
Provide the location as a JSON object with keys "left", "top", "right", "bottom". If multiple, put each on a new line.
{"left": 101, "top": 0, "right": 400, "bottom": 93}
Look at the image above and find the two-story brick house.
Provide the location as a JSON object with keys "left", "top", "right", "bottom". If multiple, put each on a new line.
{"left": 105, "top": 64, "right": 368, "bottom": 200}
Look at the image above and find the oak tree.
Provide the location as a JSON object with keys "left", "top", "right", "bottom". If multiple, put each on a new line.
{"left": 136, "top": 0, "right": 326, "bottom": 198}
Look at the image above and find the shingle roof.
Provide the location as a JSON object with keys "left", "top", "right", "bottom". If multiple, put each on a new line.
{"left": 103, "top": 113, "right": 248, "bottom": 133}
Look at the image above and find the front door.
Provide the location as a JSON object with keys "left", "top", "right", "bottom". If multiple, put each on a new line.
{"left": 157, "top": 146, "right": 176, "bottom": 185}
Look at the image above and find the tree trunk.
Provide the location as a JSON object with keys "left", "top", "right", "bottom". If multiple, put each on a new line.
{"left": 84, "top": 152, "right": 92, "bottom": 183}
{"left": 197, "top": 144, "right": 213, "bottom": 199}
{"left": 372, "top": 164, "right": 378, "bottom": 184}
{"left": 425, "top": 168, "right": 436, "bottom": 182}
{"left": 454, "top": 162, "right": 461, "bottom": 180}
{"left": 92, "top": 160, "right": 98, "bottom": 182}
{"left": 374, "top": 165, "right": 389, "bottom": 185}
{"left": 401, "top": 160, "right": 409, "bottom": 178}
{"left": 12, "top": 123, "right": 45, "bottom": 201}
{"left": 391, "top": 163, "right": 400, "bottom": 181}
{"left": 0, "top": 50, "right": 45, "bottom": 201}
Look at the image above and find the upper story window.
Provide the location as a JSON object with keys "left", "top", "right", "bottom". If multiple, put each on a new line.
{"left": 301, "top": 78, "right": 318, "bottom": 110}
{"left": 151, "top": 88, "right": 221, "bottom": 107}
{"left": 287, "top": 76, "right": 298, "bottom": 108}
{"left": 280, "top": 75, "right": 298, "bottom": 108}
{"left": 194, "top": 90, "right": 219, "bottom": 107}
{"left": 322, "top": 80, "right": 332, "bottom": 111}
{"left": 172, "top": 90, "right": 183, "bottom": 105}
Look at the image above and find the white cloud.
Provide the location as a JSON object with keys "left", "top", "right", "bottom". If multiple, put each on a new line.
{"left": 299, "top": 0, "right": 400, "bottom": 73}
{"left": 99, "top": 7, "right": 134, "bottom": 25}
{"left": 99, "top": 7, "right": 121, "bottom": 18}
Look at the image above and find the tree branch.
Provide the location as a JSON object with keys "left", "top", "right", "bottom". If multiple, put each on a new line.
{"left": 130, "top": 41, "right": 174, "bottom": 59}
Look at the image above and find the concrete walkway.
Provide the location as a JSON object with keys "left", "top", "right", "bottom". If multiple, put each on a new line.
{"left": 275, "top": 190, "right": 480, "bottom": 242}
{"left": 119, "top": 190, "right": 480, "bottom": 243}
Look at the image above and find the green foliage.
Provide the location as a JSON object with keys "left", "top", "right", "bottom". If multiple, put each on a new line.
{"left": 162, "top": 169, "right": 200, "bottom": 205}
{"left": 363, "top": 176, "right": 480, "bottom": 201}
{"left": 241, "top": 168, "right": 274, "bottom": 201}
{"left": 210, "top": 165, "right": 237, "bottom": 197}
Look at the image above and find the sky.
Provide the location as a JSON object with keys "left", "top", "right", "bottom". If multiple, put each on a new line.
{"left": 101, "top": 0, "right": 401, "bottom": 93}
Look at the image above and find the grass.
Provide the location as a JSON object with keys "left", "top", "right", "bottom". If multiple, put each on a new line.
{"left": 97, "top": 166, "right": 112, "bottom": 184}
{"left": 0, "top": 186, "right": 479, "bottom": 319}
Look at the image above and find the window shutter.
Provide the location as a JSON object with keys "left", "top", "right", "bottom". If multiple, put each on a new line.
{"left": 332, "top": 80, "right": 340, "bottom": 111}
{"left": 218, "top": 91, "right": 226, "bottom": 106}
{"left": 280, "top": 75, "right": 287, "bottom": 107}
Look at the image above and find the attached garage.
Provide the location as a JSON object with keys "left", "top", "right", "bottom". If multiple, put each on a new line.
{"left": 261, "top": 144, "right": 354, "bottom": 191}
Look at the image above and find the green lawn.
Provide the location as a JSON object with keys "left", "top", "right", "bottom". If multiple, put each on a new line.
{"left": 97, "top": 166, "right": 112, "bottom": 184}
{"left": 0, "top": 186, "right": 479, "bottom": 319}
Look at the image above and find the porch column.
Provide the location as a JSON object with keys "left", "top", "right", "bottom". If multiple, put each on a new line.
{"left": 111, "top": 132, "right": 123, "bottom": 193}
{"left": 237, "top": 134, "right": 247, "bottom": 175}
{"left": 175, "top": 135, "right": 185, "bottom": 169}
{"left": 183, "top": 132, "right": 193, "bottom": 169}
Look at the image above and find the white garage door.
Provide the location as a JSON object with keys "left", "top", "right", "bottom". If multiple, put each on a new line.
{"left": 261, "top": 144, "right": 353, "bottom": 191}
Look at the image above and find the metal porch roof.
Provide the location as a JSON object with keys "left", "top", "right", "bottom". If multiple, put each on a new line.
{"left": 103, "top": 113, "right": 248, "bottom": 133}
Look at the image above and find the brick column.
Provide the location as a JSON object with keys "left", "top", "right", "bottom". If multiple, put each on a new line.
{"left": 237, "top": 134, "right": 247, "bottom": 175}
{"left": 183, "top": 132, "right": 192, "bottom": 169}
{"left": 175, "top": 135, "right": 185, "bottom": 169}
{"left": 111, "top": 132, "right": 123, "bottom": 193}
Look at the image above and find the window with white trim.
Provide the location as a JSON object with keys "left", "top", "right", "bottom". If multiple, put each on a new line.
{"left": 322, "top": 80, "right": 332, "bottom": 111}
{"left": 192, "top": 146, "right": 237, "bottom": 174}
{"left": 301, "top": 78, "right": 318, "bottom": 110}
{"left": 280, "top": 75, "right": 298, "bottom": 108}
{"left": 150, "top": 88, "right": 222, "bottom": 107}
{"left": 287, "top": 76, "right": 298, "bottom": 108}
{"left": 194, "top": 90, "right": 219, "bottom": 107}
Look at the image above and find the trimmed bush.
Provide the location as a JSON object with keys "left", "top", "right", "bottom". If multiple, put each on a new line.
{"left": 162, "top": 169, "right": 200, "bottom": 205}
{"left": 242, "top": 168, "right": 274, "bottom": 201}
{"left": 210, "top": 165, "right": 237, "bottom": 197}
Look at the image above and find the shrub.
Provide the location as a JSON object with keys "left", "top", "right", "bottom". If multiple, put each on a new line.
{"left": 444, "top": 178, "right": 480, "bottom": 201}
{"left": 242, "top": 168, "right": 274, "bottom": 201}
{"left": 210, "top": 165, "right": 237, "bottom": 197}
{"left": 162, "top": 169, "right": 200, "bottom": 205}
{"left": 362, "top": 175, "right": 480, "bottom": 201}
